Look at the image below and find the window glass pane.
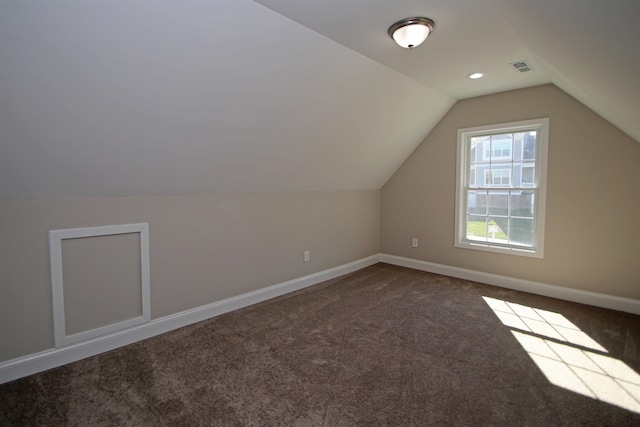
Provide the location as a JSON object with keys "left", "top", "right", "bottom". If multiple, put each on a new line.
{"left": 467, "top": 190, "right": 486, "bottom": 215}
{"left": 510, "top": 191, "right": 535, "bottom": 218}
{"left": 490, "top": 134, "right": 513, "bottom": 159}
{"left": 487, "top": 191, "right": 509, "bottom": 216}
{"left": 467, "top": 215, "right": 487, "bottom": 241}
{"left": 522, "top": 166, "right": 534, "bottom": 186}
{"left": 523, "top": 131, "right": 537, "bottom": 160}
{"left": 513, "top": 133, "right": 524, "bottom": 160}
{"left": 487, "top": 164, "right": 511, "bottom": 186}
{"left": 512, "top": 162, "right": 522, "bottom": 185}
{"left": 470, "top": 136, "right": 488, "bottom": 164}
{"left": 509, "top": 218, "right": 534, "bottom": 246}
{"left": 499, "top": 170, "right": 510, "bottom": 185}
{"left": 488, "top": 217, "right": 509, "bottom": 243}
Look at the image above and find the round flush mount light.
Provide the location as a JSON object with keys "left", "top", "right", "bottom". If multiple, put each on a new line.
{"left": 388, "top": 17, "right": 435, "bottom": 49}
{"left": 467, "top": 72, "right": 485, "bottom": 79}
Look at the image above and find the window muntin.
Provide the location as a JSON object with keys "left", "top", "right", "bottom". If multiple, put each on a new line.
{"left": 455, "top": 119, "right": 548, "bottom": 258}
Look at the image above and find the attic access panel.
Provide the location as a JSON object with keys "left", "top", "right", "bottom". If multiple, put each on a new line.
{"left": 49, "top": 223, "right": 150, "bottom": 347}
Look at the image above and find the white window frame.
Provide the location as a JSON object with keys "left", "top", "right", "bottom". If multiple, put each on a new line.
{"left": 455, "top": 118, "right": 549, "bottom": 258}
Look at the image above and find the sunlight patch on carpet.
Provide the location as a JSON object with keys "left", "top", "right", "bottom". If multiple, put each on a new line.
{"left": 483, "top": 296, "right": 640, "bottom": 414}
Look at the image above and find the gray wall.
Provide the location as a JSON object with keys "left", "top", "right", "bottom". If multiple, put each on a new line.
{"left": 381, "top": 84, "right": 640, "bottom": 300}
{"left": 0, "top": 190, "right": 380, "bottom": 362}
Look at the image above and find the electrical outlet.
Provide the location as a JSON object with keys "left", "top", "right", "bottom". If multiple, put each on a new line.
{"left": 304, "top": 251, "right": 310, "bottom": 262}
{"left": 412, "top": 238, "right": 418, "bottom": 248}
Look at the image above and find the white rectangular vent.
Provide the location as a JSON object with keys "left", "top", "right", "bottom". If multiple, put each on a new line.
{"left": 510, "top": 60, "right": 533, "bottom": 73}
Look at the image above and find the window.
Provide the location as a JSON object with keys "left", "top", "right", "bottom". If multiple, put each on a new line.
{"left": 521, "top": 164, "right": 535, "bottom": 186}
{"left": 455, "top": 118, "right": 549, "bottom": 257}
{"left": 485, "top": 169, "right": 511, "bottom": 186}
{"left": 483, "top": 137, "right": 512, "bottom": 160}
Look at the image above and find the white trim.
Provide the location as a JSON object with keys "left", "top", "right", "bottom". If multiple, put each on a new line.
{"left": 4, "top": 253, "right": 638, "bottom": 384}
{"left": 0, "top": 254, "right": 379, "bottom": 384}
{"left": 49, "top": 224, "right": 151, "bottom": 347}
{"left": 380, "top": 254, "right": 640, "bottom": 315}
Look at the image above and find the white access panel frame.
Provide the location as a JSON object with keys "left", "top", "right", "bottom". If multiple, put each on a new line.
{"left": 49, "top": 223, "right": 151, "bottom": 347}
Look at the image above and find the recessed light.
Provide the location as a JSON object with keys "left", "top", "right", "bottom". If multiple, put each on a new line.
{"left": 467, "top": 72, "right": 485, "bottom": 79}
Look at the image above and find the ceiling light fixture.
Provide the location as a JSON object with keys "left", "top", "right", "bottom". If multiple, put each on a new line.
{"left": 467, "top": 72, "right": 485, "bottom": 79}
{"left": 388, "top": 17, "right": 435, "bottom": 49}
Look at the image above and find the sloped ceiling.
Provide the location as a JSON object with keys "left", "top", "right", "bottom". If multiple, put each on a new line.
{"left": 0, "top": 0, "right": 453, "bottom": 199}
{"left": 1, "top": 0, "right": 638, "bottom": 199}
{"left": 257, "top": 0, "right": 640, "bottom": 141}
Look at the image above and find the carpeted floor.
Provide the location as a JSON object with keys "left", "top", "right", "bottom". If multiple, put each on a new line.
{"left": 1, "top": 263, "right": 640, "bottom": 426}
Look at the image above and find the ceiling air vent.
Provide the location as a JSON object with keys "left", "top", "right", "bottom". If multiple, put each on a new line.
{"left": 510, "top": 60, "right": 533, "bottom": 73}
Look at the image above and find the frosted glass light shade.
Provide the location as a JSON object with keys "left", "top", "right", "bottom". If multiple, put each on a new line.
{"left": 388, "top": 17, "right": 435, "bottom": 49}
{"left": 392, "top": 24, "right": 430, "bottom": 48}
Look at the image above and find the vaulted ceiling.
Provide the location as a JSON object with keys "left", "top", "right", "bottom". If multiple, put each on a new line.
{"left": 1, "top": 0, "right": 638, "bottom": 199}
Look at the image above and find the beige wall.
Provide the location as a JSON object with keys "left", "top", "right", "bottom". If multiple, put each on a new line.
{"left": 0, "top": 190, "right": 380, "bottom": 362}
{"left": 382, "top": 84, "right": 640, "bottom": 300}
{"left": 3, "top": 84, "right": 639, "bottom": 365}
{"left": 61, "top": 232, "right": 143, "bottom": 336}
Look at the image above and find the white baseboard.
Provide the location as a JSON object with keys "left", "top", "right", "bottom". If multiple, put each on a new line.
{"left": 0, "top": 254, "right": 380, "bottom": 384}
{"left": 3, "top": 253, "right": 638, "bottom": 384}
{"left": 380, "top": 254, "right": 640, "bottom": 315}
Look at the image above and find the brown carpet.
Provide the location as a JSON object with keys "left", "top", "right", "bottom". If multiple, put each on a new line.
{"left": 1, "top": 263, "right": 640, "bottom": 426}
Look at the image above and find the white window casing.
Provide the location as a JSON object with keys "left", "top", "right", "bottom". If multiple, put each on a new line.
{"left": 455, "top": 118, "right": 549, "bottom": 258}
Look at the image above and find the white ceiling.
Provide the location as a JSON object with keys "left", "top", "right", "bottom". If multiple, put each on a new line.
{"left": 256, "top": 0, "right": 551, "bottom": 99}
{"left": 1, "top": 0, "right": 638, "bottom": 199}
{"left": 257, "top": 0, "right": 640, "bottom": 141}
